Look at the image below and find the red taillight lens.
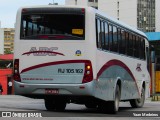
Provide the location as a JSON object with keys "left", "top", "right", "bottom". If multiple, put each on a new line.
{"left": 81, "top": 8, "right": 85, "bottom": 13}
{"left": 82, "top": 61, "right": 93, "bottom": 83}
{"left": 13, "top": 59, "right": 21, "bottom": 82}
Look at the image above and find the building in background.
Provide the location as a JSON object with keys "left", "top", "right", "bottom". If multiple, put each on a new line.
{"left": 99, "top": 0, "right": 155, "bottom": 32}
{"left": 0, "top": 28, "right": 4, "bottom": 54}
{"left": 66, "top": 0, "right": 159, "bottom": 32}
{"left": 4, "top": 28, "right": 15, "bottom": 53}
{"left": 0, "top": 28, "right": 15, "bottom": 54}
{"left": 65, "top": 0, "right": 98, "bottom": 9}
{"left": 156, "top": 0, "right": 160, "bottom": 31}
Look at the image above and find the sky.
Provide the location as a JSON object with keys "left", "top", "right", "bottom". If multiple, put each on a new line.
{"left": 0, "top": 0, "right": 65, "bottom": 28}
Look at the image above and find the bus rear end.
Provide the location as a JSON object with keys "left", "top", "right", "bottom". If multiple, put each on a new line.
{"left": 14, "top": 6, "right": 96, "bottom": 109}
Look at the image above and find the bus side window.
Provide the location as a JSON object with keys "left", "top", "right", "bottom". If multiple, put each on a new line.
{"left": 117, "top": 28, "right": 121, "bottom": 53}
{"left": 113, "top": 26, "right": 118, "bottom": 52}
{"left": 105, "top": 22, "right": 109, "bottom": 50}
{"left": 133, "top": 35, "right": 136, "bottom": 57}
{"left": 125, "top": 32, "right": 129, "bottom": 55}
{"left": 21, "top": 20, "right": 26, "bottom": 38}
{"left": 101, "top": 21, "right": 105, "bottom": 50}
{"left": 128, "top": 33, "right": 133, "bottom": 56}
{"left": 140, "top": 38, "right": 145, "bottom": 60}
{"left": 138, "top": 37, "right": 142, "bottom": 59}
{"left": 109, "top": 24, "right": 113, "bottom": 51}
{"left": 119, "top": 30, "right": 126, "bottom": 54}
{"left": 135, "top": 36, "right": 139, "bottom": 58}
{"left": 96, "top": 18, "right": 102, "bottom": 49}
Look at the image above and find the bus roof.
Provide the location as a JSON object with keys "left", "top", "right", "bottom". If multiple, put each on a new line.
{"left": 18, "top": 5, "right": 147, "bottom": 39}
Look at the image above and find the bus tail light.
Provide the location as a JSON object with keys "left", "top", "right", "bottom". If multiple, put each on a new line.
{"left": 13, "top": 59, "right": 21, "bottom": 82}
{"left": 81, "top": 8, "right": 85, "bottom": 13}
{"left": 82, "top": 61, "right": 93, "bottom": 83}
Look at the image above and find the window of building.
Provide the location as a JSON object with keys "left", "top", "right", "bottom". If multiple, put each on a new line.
{"left": 117, "top": 1, "right": 119, "bottom": 9}
{"left": 88, "top": 0, "right": 94, "bottom": 2}
{"left": 117, "top": 10, "right": 119, "bottom": 18}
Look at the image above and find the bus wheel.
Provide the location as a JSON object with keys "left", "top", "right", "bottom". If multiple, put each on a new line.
{"left": 99, "top": 85, "right": 120, "bottom": 114}
{"left": 55, "top": 100, "right": 67, "bottom": 111}
{"left": 130, "top": 87, "right": 145, "bottom": 108}
{"left": 44, "top": 98, "right": 56, "bottom": 111}
{"left": 109, "top": 85, "right": 120, "bottom": 114}
{"left": 44, "top": 98, "right": 67, "bottom": 111}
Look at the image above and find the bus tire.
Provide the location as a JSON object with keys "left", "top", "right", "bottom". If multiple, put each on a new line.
{"left": 45, "top": 98, "right": 67, "bottom": 111}
{"left": 130, "top": 87, "right": 145, "bottom": 108}
{"left": 44, "top": 98, "right": 56, "bottom": 111}
{"left": 109, "top": 85, "right": 120, "bottom": 114}
{"left": 55, "top": 100, "right": 67, "bottom": 111}
{"left": 99, "top": 85, "right": 120, "bottom": 114}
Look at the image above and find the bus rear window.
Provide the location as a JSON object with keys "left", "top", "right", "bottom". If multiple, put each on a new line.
{"left": 20, "top": 8, "right": 85, "bottom": 40}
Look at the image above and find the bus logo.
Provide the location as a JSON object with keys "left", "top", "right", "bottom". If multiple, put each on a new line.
{"left": 22, "top": 47, "right": 65, "bottom": 56}
{"left": 75, "top": 50, "right": 82, "bottom": 56}
{"left": 136, "top": 63, "right": 142, "bottom": 72}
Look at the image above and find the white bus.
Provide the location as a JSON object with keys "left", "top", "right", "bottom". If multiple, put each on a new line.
{"left": 13, "top": 5, "right": 151, "bottom": 113}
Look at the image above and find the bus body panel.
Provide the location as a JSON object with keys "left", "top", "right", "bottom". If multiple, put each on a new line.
{"left": 13, "top": 80, "right": 96, "bottom": 96}
{"left": 94, "top": 50, "right": 150, "bottom": 101}
{"left": 15, "top": 41, "right": 90, "bottom": 84}
{"left": 21, "top": 62, "right": 84, "bottom": 84}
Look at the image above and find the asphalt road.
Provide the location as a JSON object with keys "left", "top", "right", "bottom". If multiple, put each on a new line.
{"left": 0, "top": 95, "right": 160, "bottom": 120}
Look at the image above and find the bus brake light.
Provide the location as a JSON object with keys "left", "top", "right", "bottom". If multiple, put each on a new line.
{"left": 13, "top": 59, "right": 21, "bottom": 82}
{"left": 81, "top": 8, "right": 85, "bottom": 13}
{"left": 82, "top": 61, "right": 93, "bottom": 83}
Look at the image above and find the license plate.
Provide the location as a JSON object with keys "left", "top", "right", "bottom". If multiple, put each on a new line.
{"left": 45, "top": 89, "right": 59, "bottom": 94}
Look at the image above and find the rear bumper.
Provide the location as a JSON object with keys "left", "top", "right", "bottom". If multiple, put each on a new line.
{"left": 13, "top": 80, "right": 96, "bottom": 97}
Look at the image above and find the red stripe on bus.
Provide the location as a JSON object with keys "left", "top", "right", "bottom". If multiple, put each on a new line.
{"left": 97, "top": 59, "right": 140, "bottom": 96}
{"left": 22, "top": 51, "right": 65, "bottom": 56}
{"left": 21, "top": 60, "right": 89, "bottom": 73}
